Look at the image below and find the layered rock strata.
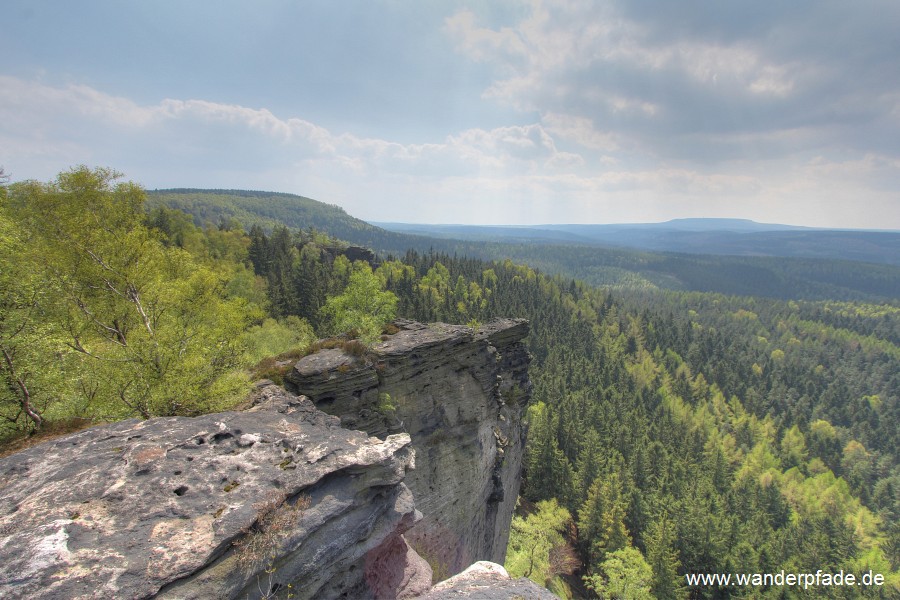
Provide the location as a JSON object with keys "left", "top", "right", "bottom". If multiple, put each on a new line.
{"left": 286, "top": 318, "right": 531, "bottom": 576}
{"left": 0, "top": 383, "right": 428, "bottom": 599}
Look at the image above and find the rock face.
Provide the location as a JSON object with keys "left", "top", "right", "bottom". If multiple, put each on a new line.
{"left": 0, "top": 383, "right": 429, "bottom": 599}
{"left": 286, "top": 318, "right": 531, "bottom": 576}
{"left": 0, "top": 318, "right": 533, "bottom": 599}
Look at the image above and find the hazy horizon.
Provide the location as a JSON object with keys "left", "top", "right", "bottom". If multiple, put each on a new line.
{"left": 5, "top": 1, "right": 900, "bottom": 229}
{"left": 370, "top": 217, "right": 899, "bottom": 232}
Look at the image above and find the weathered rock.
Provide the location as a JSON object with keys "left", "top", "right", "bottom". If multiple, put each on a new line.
{"left": 420, "top": 561, "right": 559, "bottom": 599}
{"left": 0, "top": 383, "right": 423, "bottom": 599}
{"left": 365, "top": 533, "right": 433, "bottom": 599}
{"left": 0, "top": 318, "right": 537, "bottom": 599}
{"left": 286, "top": 318, "right": 531, "bottom": 576}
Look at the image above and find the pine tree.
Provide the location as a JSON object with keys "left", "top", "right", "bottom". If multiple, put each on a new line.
{"left": 644, "top": 515, "right": 687, "bottom": 600}
{"left": 578, "top": 471, "right": 631, "bottom": 570}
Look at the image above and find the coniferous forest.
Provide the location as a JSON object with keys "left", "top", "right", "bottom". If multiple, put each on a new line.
{"left": 2, "top": 169, "right": 899, "bottom": 598}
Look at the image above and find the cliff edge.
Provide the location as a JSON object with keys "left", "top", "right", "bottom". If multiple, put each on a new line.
{"left": 286, "top": 318, "right": 531, "bottom": 576}
{"left": 0, "top": 318, "right": 534, "bottom": 598}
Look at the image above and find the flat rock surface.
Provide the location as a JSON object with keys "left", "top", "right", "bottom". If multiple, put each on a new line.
{"left": 0, "top": 384, "right": 417, "bottom": 599}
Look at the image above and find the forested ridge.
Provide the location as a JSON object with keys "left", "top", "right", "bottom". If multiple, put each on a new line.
{"left": 149, "top": 189, "right": 900, "bottom": 303}
{"left": 3, "top": 170, "right": 899, "bottom": 598}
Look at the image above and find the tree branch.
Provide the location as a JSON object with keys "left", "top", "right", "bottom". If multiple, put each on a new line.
{"left": 1, "top": 347, "right": 42, "bottom": 429}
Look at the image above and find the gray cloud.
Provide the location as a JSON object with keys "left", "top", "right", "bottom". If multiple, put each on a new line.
{"left": 451, "top": 0, "right": 900, "bottom": 164}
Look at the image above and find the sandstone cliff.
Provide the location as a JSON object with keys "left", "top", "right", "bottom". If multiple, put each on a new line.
{"left": 286, "top": 318, "right": 531, "bottom": 576}
{"left": 0, "top": 318, "right": 535, "bottom": 599}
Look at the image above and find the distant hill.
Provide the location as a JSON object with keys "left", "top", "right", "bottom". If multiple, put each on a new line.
{"left": 630, "top": 217, "right": 807, "bottom": 232}
{"left": 372, "top": 222, "right": 594, "bottom": 245}
{"left": 146, "top": 189, "right": 430, "bottom": 254}
{"left": 148, "top": 189, "right": 900, "bottom": 302}
{"left": 374, "top": 220, "right": 900, "bottom": 266}
{"left": 147, "top": 188, "right": 378, "bottom": 236}
{"left": 533, "top": 217, "right": 810, "bottom": 234}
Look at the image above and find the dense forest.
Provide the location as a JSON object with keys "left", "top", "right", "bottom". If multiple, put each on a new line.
{"left": 3, "top": 169, "right": 899, "bottom": 598}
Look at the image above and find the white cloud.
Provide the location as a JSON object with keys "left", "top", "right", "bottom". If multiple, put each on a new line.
{"left": 2, "top": 44, "right": 899, "bottom": 230}
{"left": 444, "top": 9, "right": 528, "bottom": 67}
{"left": 0, "top": 76, "right": 578, "bottom": 189}
{"left": 541, "top": 113, "right": 619, "bottom": 153}
{"left": 443, "top": 0, "right": 868, "bottom": 159}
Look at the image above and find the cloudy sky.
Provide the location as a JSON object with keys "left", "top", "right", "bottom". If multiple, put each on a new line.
{"left": 3, "top": 0, "right": 900, "bottom": 228}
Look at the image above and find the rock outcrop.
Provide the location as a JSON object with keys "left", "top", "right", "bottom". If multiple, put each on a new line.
{"left": 422, "top": 561, "right": 559, "bottom": 599}
{"left": 286, "top": 318, "right": 531, "bottom": 576}
{"left": 0, "top": 384, "right": 428, "bottom": 599}
{"left": 0, "top": 318, "right": 533, "bottom": 599}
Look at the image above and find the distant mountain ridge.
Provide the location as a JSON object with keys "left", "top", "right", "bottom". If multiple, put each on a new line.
{"left": 373, "top": 219, "right": 900, "bottom": 266}
{"left": 541, "top": 217, "right": 812, "bottom": 232}
{"left": 147, "top": 188, "right": 377, "bottom": 233}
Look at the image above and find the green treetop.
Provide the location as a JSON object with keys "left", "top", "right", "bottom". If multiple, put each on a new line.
{"left": 320, "top": 261, "right": 398, "bottom": 346}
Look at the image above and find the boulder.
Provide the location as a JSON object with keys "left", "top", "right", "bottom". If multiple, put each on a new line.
{"left": 421, "top": 562, "right": 559, "bottom": 599}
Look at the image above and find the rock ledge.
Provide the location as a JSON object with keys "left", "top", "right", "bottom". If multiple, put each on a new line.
{"left": 0, "top": 384, "right": 422, "bottom": 599}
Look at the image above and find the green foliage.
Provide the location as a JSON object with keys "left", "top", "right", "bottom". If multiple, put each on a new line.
{"left": 376, "top": 393, "right": 397, "bottom": 417}
{"left": 584, "top": 546, "right": 654, "bottom": 599}
{"left": 523, "top": 402, "right": 576, "bottom": 508}
{"left": 505, "top": 499, "right": 578, "bottom": 588}
{"left": 242, "top": 316, "right": 316, "bottom": 366}
{"left": 365, "top": 250, "right": 899, "bottom": 597}
{"left": 1, "top": 167, "right": 261, "bottom": 430}
{"left": 26, "top": 180, "right": 897, "bottom": 594}
{"left": 320, "top": 262, "right": 398, "bottom": 346}
{"left": 578, "top": 472, "right": 631, "bottom": 568}
{"left": 644, "top": 516, "right": 686, "bottom": 599}
{"left": 0, "top": 199, "right": 70, "bottom": 431}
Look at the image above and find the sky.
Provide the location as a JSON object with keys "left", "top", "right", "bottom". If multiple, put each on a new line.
{"left": 3, "top": 0, "right": 900, "bottom": 229}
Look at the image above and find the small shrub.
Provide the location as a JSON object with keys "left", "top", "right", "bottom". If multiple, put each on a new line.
{"left": 427, "top": 429, "right": 450, "bottom": 447}
{"left": 234, "top": 492, "right": 312, "bottom": 592}
{"left": 0, "top": 417, "right": 95, "bottom": 459}
{"left": 505, "top": 385, "right": 525, "bottom": 406}
{"left": 466, "top": 318, "right": 481, "bottom": 335}
{"left": 296, "top": 337, "right": 345, "bottom": 357}
{"left": 376, "top": 393, "right": 397, "bottom": 417}
{"left": 249, "top": 344, "right": 317, "bottom": 385}
{"left": 342, "top": 339, "right": 369, "bottom": 357}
